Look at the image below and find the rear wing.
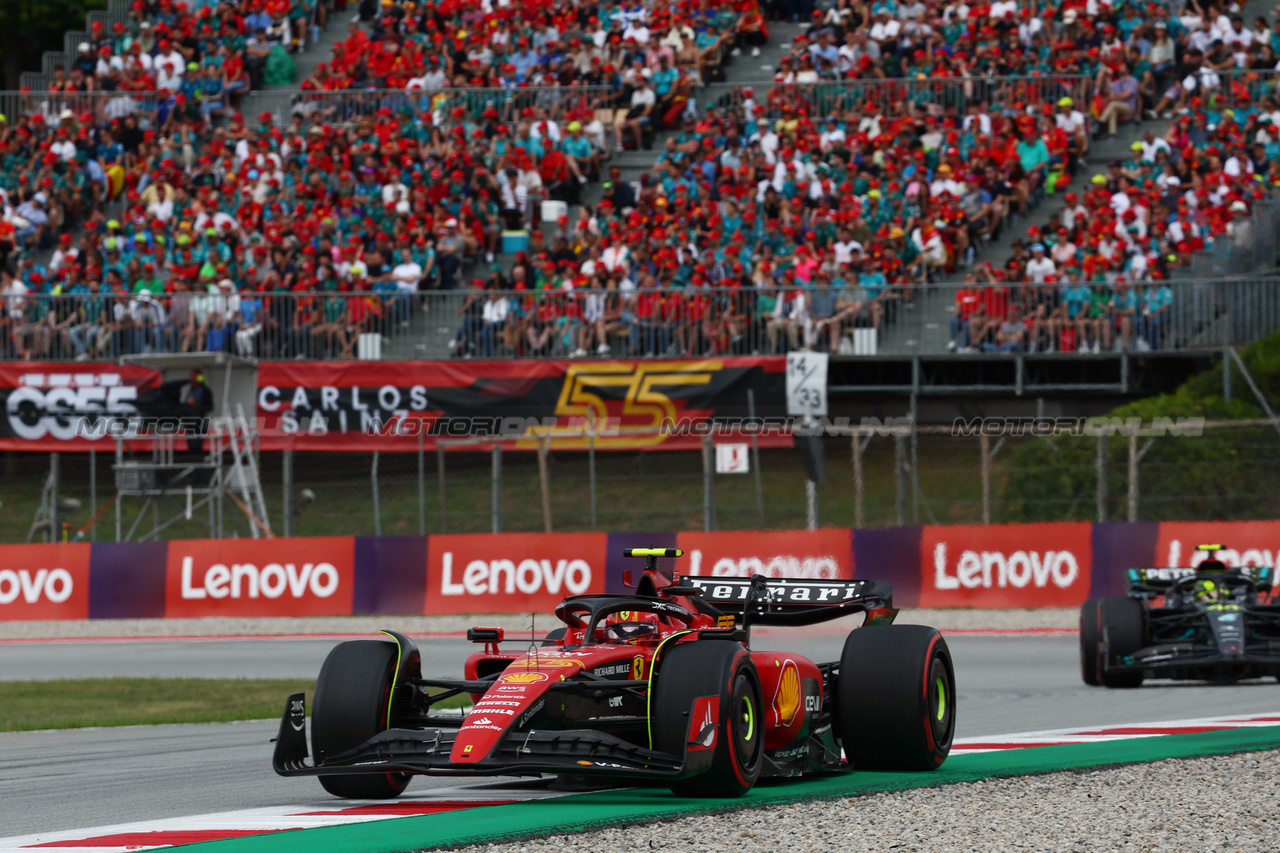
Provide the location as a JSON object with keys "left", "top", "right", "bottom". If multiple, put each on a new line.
{"left": 681, "top": 576, "right": 894, "bottom": 627}
{"left": 1125, "top": 566, "right": 1274, "bottom": 595}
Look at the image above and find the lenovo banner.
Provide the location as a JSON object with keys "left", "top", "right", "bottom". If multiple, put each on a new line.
{"left": 1155, "top": 521, "right": 1280, "bottom": 571}
{"left": 0, "top": 543, "right": 91, "bottom": 620}
{"left": 674, "top": 529, "right": 855, "bottom": 580}
{"left": 257, "top": 358, "right": 787, "bottom": 452}
{"left": 15, "top": 519, "right": 1280, "bottom": 622}
{"left": 0, "top": 364, "right": 163, "bottom": 451}
{"left": 424, "top": 533, "right": 608, "bottom": 614}
{"left": 919, "top": 522, "right": 1092, "bottom": 608}
{"left": 164, "top": 537, "right": 355, "bottom": 618}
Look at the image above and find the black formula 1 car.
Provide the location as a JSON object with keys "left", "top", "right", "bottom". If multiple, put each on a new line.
{"left": 1081, "top": 545, "right": 1280, "bottom": 687}
{"left": 273, "top": 548, "right": 956, "bottom": 798}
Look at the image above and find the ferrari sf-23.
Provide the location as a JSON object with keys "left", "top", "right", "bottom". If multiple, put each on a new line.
{"left": 273, "top": 548, "right": 956, "bottom": 798}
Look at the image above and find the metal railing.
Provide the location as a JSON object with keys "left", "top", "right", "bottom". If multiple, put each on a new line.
{"left": 3, "top": 279, "right": 1277, "bottom": 361}
{"left": 237, "top": 85, "right": 618, "bottom": 127}
{"left": 6, "top": 68, "right": 1280, "bottom": 129}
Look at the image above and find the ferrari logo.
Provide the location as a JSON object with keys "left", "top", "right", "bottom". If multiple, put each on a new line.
{"left": 463, "top": 744, "right": 473, "bottom": 754}
{"left": 633, "top": 655, "right": 645, "bottom": 680}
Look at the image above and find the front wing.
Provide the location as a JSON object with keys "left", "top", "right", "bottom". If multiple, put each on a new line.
{"left": 1103, "top": 641, "right": 1280, "bottom": 678}
{"left": 272, "top": 694, "right": 702, "bottom": 781}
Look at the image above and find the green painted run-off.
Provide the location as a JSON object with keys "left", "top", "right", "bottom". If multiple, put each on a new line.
{"left": 178, "top": 727, "right": 1280, "bottom": 853}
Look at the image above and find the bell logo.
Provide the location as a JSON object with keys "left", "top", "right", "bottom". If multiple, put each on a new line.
{"left": 180, "top": 556, "right": 340, "bottom": 600}
{"left": 439, "top": 551, "right": 592, "bottom": 597}
{"left": 932, "top": 543, "right": 1079, "bottom": 590}
{"left": 0, "top": 568, "right": 74, "bottom": 606}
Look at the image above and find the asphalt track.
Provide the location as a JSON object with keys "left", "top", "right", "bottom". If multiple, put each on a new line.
{"left": 2, "top": 632, "right": 1278, "bottom": 838}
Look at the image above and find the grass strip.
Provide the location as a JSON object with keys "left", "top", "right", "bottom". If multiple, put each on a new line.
{"left": 172, "top": 726, "right": 1280, "bottom": 853}
{"left": 0, "top": 679, "right": 317, "bottom": 732}
{"left": 0, "top": 679, "right": 473, "bottom": 732}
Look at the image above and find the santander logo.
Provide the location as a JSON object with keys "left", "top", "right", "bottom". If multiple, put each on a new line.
{"left": 439, "top": 551, "right": 592, "bottom": 597}
{"left": 0, "top": 568, "right": 74, "bottom": 605}
{"left": 932, "top": 542, "right": 1079, "bottom": 590}
{"left": 179, "top": 556, "right": 340, "bottom": 600}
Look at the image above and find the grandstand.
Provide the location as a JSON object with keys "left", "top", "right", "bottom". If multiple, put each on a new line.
{"left": 1, "top": 0, "right": 1279, "bottom": 404}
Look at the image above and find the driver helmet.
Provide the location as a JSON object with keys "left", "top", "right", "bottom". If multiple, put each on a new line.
{"left": 604, "top": 610, "right": 661, "bottom": 644}
{"left": 1192, "top": 578, "right": 1219, "bottom": 603}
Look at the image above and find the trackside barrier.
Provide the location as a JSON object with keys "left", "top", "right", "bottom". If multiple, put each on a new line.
{"left": 7, "top": 520, "right": 1280, "bottom": 620}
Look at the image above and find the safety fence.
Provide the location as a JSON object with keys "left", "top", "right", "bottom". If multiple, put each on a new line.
{"left": 8, "top": 418, "right": 1280, "bottom": 548}
{"left": 4, "top": 278, "right": 1277, "bottom": 362}
{"left": 3, "top": 517, "right": 1279, "bottom": 620}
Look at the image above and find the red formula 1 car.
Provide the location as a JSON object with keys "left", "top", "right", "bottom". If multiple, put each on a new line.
{"left": 273, "top": 549, "right": 956, "bottom": 798}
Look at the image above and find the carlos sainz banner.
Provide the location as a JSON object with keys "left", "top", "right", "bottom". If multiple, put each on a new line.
{"left": 255, "top": 358, "right": 788, "bottom": 451}
{"left": 0, "top": 359, "right": 784, "bottom": 451}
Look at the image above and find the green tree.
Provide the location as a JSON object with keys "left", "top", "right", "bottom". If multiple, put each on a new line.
{"left": 998, "top": 332, "right": 1280, "bottom": 523}
{"left": 1, "top": 0, "right": 109, "bottom": 90}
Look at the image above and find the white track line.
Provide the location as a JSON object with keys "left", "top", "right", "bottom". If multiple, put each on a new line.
{"left": 3, "top": 712, "right": 1275, "bottom": 851}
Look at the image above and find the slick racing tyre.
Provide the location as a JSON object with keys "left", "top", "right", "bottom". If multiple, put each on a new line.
{"left": 1080, "top": 598, "right": 1102, "bottom": 685}
{"left": 1097, "top": 597, "right": 1145, "bottom": 689}
{"left": 653, "top": 641, "right": 764, "bottom": 798}
{"left": 835, "top": 625, "right": 955, "bottom": 771}
{"left": 311, "top": 640, "right": 410, "bottom": 799}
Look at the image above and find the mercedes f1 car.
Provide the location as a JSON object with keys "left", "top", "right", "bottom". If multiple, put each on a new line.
{"left": 273, "top": 548, "right": 956, "bottom": 798}
{"left": 1081, "top": 545, "right": 1280, "bottom": 688}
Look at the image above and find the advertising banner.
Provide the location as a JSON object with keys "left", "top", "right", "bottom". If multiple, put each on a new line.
{"left": 424, "top": 532, "right": 608, "bottom": 615}
{"left": 257, "top": 358, "right": 787, "bottom": 452}
{"left": 0, "top": 364, "right": 163, "bottom": 451}
{"left": 163, "top": 537, "right": 356, "bottom": 618}
{"left": 0, "top": 543, "right": 92, "bottom": 621}
{"left": 1154, "top": 521, "right": 1280, "bottom": 572}
{"left": 673, "top": 529, "right": 855, "bottom": 580}
{"left": 918, "top": 522, "right": 1093, "bottom": 608}
{"left": 19, "top": 518, "right": 1280, "bottom": 621}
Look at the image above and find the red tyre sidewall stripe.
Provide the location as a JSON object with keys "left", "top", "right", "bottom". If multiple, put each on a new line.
{"left": 727, "top": 649, "right": 752, "bottom": 790}
{"left": 921, "top": 634, "right": 941, "bottom": 756}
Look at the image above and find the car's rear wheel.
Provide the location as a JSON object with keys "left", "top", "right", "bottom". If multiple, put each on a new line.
{"left": 1080, "top": 598, "right": 1102, "bottom": 685}
{"left": 312, "top": 639, "right": 410, "bottom": 799}
{"left": 1098, "top": 597, "right": 1145, "bottom": 689}
{"left": 835, "top": 625, "right": 955, "bottom": 771}
{"left": 653, "top": 640, "right": 763, "bottom": 798}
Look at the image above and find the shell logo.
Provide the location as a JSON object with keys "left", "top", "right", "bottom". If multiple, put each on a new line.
{"left": 773, "top": 660, "right": 801, "bottom": 726}
{"left": 508, "top": 658, "right": 583, "bottom": 668}
{"left": 500, "top": 671, "right": 549, "bottom": 684}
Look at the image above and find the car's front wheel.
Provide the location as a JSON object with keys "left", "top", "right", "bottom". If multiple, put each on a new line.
{"left": 1080, "top": 598, "right": 1102, "bottom": 685}
{"left": 1097, "top": 597, "right": 1145, "bottom": 689}
{"left": 652, "top": 640, "right": 764, "bottom": 798}
{"left": 311, "top": 639, "right": 411, "bottom": 799}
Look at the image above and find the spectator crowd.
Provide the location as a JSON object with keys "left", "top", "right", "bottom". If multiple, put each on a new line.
{"left": 1, "top": 0, "right": 1278, "bottom": 361}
